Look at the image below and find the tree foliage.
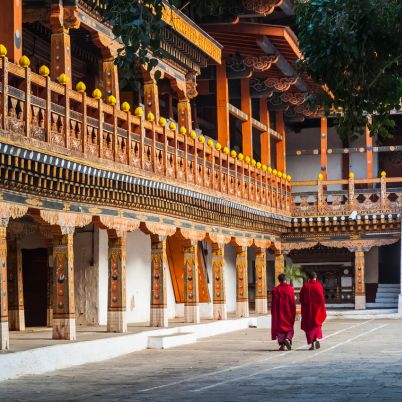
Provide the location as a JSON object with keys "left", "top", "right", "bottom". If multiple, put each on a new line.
{"left": 295, "top": 0, "right": 402, "bottom": 144}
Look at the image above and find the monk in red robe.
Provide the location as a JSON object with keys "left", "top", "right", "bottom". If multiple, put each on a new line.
{"left": 271, "top": 273, "right": 296, "bottom": 351}
{"left": 300, "top": 271, "right": 327, "bottom": 350}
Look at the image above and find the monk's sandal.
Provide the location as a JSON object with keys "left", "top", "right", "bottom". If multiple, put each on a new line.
{"left": 284, "top": 339, "right": 292, "bottom": 350}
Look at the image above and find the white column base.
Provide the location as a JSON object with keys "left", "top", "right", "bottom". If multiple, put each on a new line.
{"left": 150, "top": 307, "right": 168, "bottom": 327}
{"left": 107, "top": 311, "right": 128, "bottom": 333}
{"left": 213, "top": 303, "right": 227, "bottom": 320}
{"left": 236, "top": 301, "right": 249, "bottom": 318}
{"left": 184, "top": 305, "right": 200, "bottom": 323}
{"left": 52, "top": 318, "right": 76, "bottom": 340}
{"left": 47, "top": 308, "right": 53, "bottom": 327}
{"left": 255, "top": 298, "right": 268, "bottom": 314}
{"left": 8, "top": 309, "right": 25, "bottom": 331}
{"left": 0, "top": 321, "right": 9, "bottom": 350}
{"left": 354, "top": 295, "right": 366, "bottom": 310}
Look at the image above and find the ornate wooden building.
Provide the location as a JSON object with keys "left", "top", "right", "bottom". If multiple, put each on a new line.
{"left": 0, "top": 0, "right": 400, "bottom": 350}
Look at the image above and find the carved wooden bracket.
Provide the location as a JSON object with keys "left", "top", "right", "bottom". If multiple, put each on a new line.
{"left": 0, "top": 202, "right": 28, "bottom": 227}
{"left": 40, "top": 210, "right": 92, "bottom": 234}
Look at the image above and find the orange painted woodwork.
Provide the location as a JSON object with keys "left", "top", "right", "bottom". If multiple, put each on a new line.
{"left": 0, "top": 0, "right": 22, "bottom": 62}
{"left": 103, "top": 58, "right": 120, "bottom": 106}
{"left": 177, "top": 98, "right": 192, "bottom": 132}
{"left": 50, "top": 31, "right": 72, "bottom": 88}
{"left": 260, "top": 98, "right": 271, "bottom": 166}
{"left": 144, "top": 80, "right": 160, "bottom": 120}
{"left": 320, "top": 117, "right": 328, "bottom": 180}
{"left": 166, "top": 236, "right": 210, "bottom": 304}
{"left": 366, "top": 123, "right": 373, "bottom": 179}
{"left": 216, "top": 61, "right": 230, "bottom": 147}
{"left": 275, "top": 111, "right": 286, "bottom": 172}
{"left": 241, "top": 78, "right": 253, "bottom": 157}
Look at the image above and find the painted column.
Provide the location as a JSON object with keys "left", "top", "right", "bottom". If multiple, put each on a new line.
{"left": 102, "top": 57, "right": 120, "bottom": 106}
{"left": 260, "top": 98, "right": 271, "bottom": 166}
{"left": 50, "top": 29, "right": 72, "bottom": 87}
{"left": 52, "top": 229, "right": 76, "bottom": 340}
{"left": 212, "top": 243, "right": 227, "bottom": 320}
{"left": 0, "top": 0, "right": 22, "bottom": 62}
{"left": 275, "top": 111, "right": 286, "bottom": 173}
{"left": 47, "top": 243, "right": 53, "bottom": 327}
{"left": 274, "top": 252, "right": 285, "bottom": 286}
{"left": 241, "top": 78, "right": 253, "bottom": 158}
{"left": 177, "top": 98, "right": 192, "bottom": 133}
{"left": 144, "top": 79, "right": 160, "bottom": 121}
{"left": 255, "top": 248, "right": 268, "bottom": 314}
{"left": 150, "top": 235, "right": 168, "bottom": 327}
{"left": 107, "top": 232, "right": 127, "bottom": 333}
{"left": 236, "top": 246, "right": 249, "bottom": 318}
{"left": 366, "top": 122, "right": 373, "bottom": 179}
{"left": 354, "top": 250, "right": 366, "bottom": 310}
{"left": 184, "top": 240, "right": 200, "bottom": 323}
{"left": 320, "top": 117, "right": 328, "bottom": 180}
{"left": 0, "top": 218, "right": 9, "bottom": 349}
{"left": 216, "top": 61, "right": 230, "bottom": 147}
{"left": 7, "top": 237, "right": 25, "bottom": 331}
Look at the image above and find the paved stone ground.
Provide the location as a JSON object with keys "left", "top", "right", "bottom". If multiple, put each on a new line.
{"left": 1, "top": 318, "right": 402, "bottom": 401}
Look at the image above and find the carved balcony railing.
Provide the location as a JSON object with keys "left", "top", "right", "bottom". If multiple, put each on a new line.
{"left": 0, "top": 56, "right": 291, "bottom": 215}
{"left": 292, "top": 177, "right": 402, "bottom": 218}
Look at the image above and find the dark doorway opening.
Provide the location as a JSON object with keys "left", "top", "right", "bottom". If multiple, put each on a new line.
{"left": 22, "top": 248, "right": 48, "bottom": 326}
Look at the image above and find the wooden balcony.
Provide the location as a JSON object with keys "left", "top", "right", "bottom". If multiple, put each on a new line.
{"left": 0, "top": 56, "right": 291, "bottom": 216}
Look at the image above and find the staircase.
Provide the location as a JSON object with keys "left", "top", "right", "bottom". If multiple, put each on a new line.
{"left": 366, "top": 284, "right": 400, "bottom": 309}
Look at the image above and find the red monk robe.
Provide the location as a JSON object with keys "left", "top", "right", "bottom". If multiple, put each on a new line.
{"left": 299, "top": 279, "right": 327, "bottom": 345}
{"left": 271, "top": 283, "right": 296, "bottom": 345}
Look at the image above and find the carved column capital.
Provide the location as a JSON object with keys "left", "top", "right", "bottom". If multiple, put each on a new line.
{"left": 40, "top": 210, "right": 92, "bottom": 233}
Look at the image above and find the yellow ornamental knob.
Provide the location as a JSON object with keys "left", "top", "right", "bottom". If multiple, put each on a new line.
{"left": 39, "top": 65, "right": 50, "bottom": 77}
{"left": 121, "top": 102, "right": 130, "bottom": 112}
{"left": 107, "top": 95, "right": 117, "bottom": 106}
{"left": 0, "top": 44, "right": 7, "bottom": 57}
{"left": 207, "top": 139, "right": 214, "bottom": 147}
{"left": 251, "top": 159, "right": 256, "bottom": 166}
{"left": 256, "top": 162, "right": 261, "bottom": 169}
{"left": 278, "top": 171, "right": 283, "bottom": 178}
{"left": 267, "top": 166, "right": 272, "bottom": 174}
{"left": 349, "top": 172, "right": 355, "bottom": 179}
{"left": 245, "top": 156, "right": 251, "bottom": 164}
{"left": 19, "top": 55, "right": 30, "bottom": 68}
{"left": 198, "top": 135, "right": 205, "bottom": 144}
{"left": 158, "top": 117, "right": 167, "bottom": 126}
{"left": 169, "top": 121, "right": 177, "bottom": 131}
{"left": 223, "top": 146, "right": 229, "bottom": 154}
{"left": 134, "top": 107, "right": 143, "bottom": 117}
{"left": 92, "top": 88, "right": 102, "bottom": 99}
{"left": 180, "top": 126, "right": 187, "bottom": 135}
{"left": 287, "top": 175, "right": 291, "bottom": 181}
{"left": 215, "top": 142, "right": 222, "bottom": 151}
{"left": 190, "top": 130, "right": 197, "bottom": 139}
{"left": 262, "top": 164, "right": 267, "bottom": 172}
{"left": 381, "top": 171, "right": 386, "bottom": 178}
{"left": 318, "top": 173, "right": 324, "bottom": 180}
{"left": 272, "top": 169, "right": 278, "bottom": 176}
{"left": 58, "top": 73, "right": 68, "bottom": 85}
{"left": 231, "top": 150, "right": 237, "bottom": 158}
{"left": 147, "top": 112, "right": 155, "bottom": 122}
{"left": 76, "top": 81, "right": 86, "bottom": 93}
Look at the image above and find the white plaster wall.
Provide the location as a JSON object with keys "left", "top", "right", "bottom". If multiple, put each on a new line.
{"left": 98, "top": 229, "right": 108, "bottom": 326}
{"left": 365, "top": 247, "right": 379, "bottom": 284}
{"left": 225, "top": 244, "right": 237, "bottom": 313}
{"left": 125, "top": 231, "right": 151, "bottom": 323}
{"left": 165, "top": 259, "right": 176, "bottom": 319}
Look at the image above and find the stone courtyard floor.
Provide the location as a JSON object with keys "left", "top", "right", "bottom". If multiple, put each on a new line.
{"left": 1, "top": 318, "right": 402, "bottom": 401}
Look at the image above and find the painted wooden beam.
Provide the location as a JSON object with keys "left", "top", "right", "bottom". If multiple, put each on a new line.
{"left": 216, "top": 61, "right": 230, "bottom": 147}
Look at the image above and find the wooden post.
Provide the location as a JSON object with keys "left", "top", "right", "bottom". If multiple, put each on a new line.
{"left": 216, "top": 61, "right": 230, "bottom": 147}
{"left": 235, "top": 246, "right": 249, "bottom": 318}
{"left": 47, "top": 243, "right": 53, "bottom": 327}
{"left": 102, "top": 57, "right": 120, "bottom": 106}
{"left": 7, "top": 237, "right": 25, "bottom": 331}
{"left": 52, "top": 229, "right": 76, "bottom": 340}
{"left": 0, "top": 0, "right": 22, "bottom": 62}
{"left": 143, "top": 79, "right": 159, "bottom": 121}
{"left": 275, "top": 111, "right": 286, "bottom": 173}
{"left": 255, "top": 248, "right": 267, "bottom": 314}
{"left": 0, "top": 220, "right": 9, "bottom": 350}
{"left": 274, "top": 251, "right": 284, "bottom": 286}
{"left": 107, "top": 231, "right": 127, "bottom": 333}
{"left": 150, "top": 235, "right": 169, "bottom": 327}
{"left": 177, "top": 98, "right": 192, "bottom": 132}
{"left": 260, "top": 98, "right": 271, "bottom": 166}
{"left": 354, "top": 250, "right": 366, "bottom": 310}
{"left": 320, "top": 117, "right": 328, "bottom": 179}
{"left": 212, "top": 243, "right": 227, "bottom": 320}
{"left": 183, "top": 240, "right": 200, "bottom": 323}
{"left": 241, "top": 78, "right": 253, "bottom": 158}
{"left": 50, "top": 29, "right": 72, "bottom": 88}
{"left": 366, "top": 122, "right": 373, "bottom": 179}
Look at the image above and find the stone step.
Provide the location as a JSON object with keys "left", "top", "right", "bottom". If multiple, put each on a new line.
{"left": 375, "top": 294, "right": 399, "bottom": 299}
{"left": 367, "top": 302, "right": 398, "bottom": 308}
{"left": 376, "top": 290, "right": 400, "bottom": 295}
{"left": 148, "top": 332, "right": 197, "bottom": 349}
{"left": 377, "top": 284, "right": 400, "bottom": 288}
